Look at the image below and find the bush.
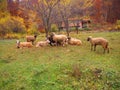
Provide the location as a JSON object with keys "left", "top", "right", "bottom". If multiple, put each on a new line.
{"left": 10, "top": 17, "right": 26, "bottom": 33}
{"left": 0, "top": 16, "right": 12, "bottom": 36}
{"left": 116, "top": 20, "right": 120, "bottom": 25}
{"left": 115, "top": 20, "right": 120, "bottom": 30}
{"left": 27, "top": 23, "right": 40, "bottom": 35}
{"left": 0, "top": 16, "right": 26, "bottom": 37}
{"left": 79, "top": 28, "right": 91, "bottom": 31}
{"left": 51, "top": 24, "right": 58, "bottom": 32}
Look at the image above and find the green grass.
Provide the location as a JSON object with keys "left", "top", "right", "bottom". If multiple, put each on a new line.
{"left": 0, "top": 32, "right": 120, "bottom": 90}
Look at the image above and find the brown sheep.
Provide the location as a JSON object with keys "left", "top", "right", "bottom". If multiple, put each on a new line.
{"left": 87, "top": 36, "right": 109, "bottom": 53}
{"left": 68, "top": 37, "right": 82, "bottom": 45}
{"left": 26, "top": 35, "right": 37, "bottom": 45}
{"left": 16, "top": 40, "right": 33, "bottom": 49}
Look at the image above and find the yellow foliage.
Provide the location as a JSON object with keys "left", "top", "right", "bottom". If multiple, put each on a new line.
{"left": 0, "top": 16, "right": 10, "bottom": 24}
{"left": 11, "top": 16, "right": 25, "bottom": 25}
{"left": 115, "top": 25, "right": 120, "bottom": 30}
{"left": 60, "top": 0, "right": 71, "bottom": 6}
{"left": 82, "top": 0, "right": 93, "bottom": 9}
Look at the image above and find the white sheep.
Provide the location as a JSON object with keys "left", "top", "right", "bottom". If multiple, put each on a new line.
{"left": 16, "top": 40, "right": 33, "bottom": 49}
{"left": 68, "top": 37, "right": 82, "bottom": 45}
{"left": 26, "top": 35, "right": 37, "bottom": 45}
{"left": 87, "top": 36, "right": 109, "bottom": 53}
{"left": 50, "top": 33, "right": 68, "bottom": 46}
{"left": 35, "top": 40, "right": 50, "bottom": 47}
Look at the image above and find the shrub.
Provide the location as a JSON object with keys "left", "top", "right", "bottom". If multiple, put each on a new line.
{"left": 10, "top": 17, "right": 26, "bottom": 33}
{"left": 27, "top": 23, "right": 40, "bottom": 35}
{"left": 0, "top": 16, "right": 12, "bottom": 36}
{"left": 114, "top": 20, "right": 120, "bottom": 30}
{"left": 116, "top": 20, "right": 120, "bottom": 25}
{"left": 51, "top": 24, "right": 58, "bottom": 32}
{"left": 0, "top": 16, "right": 26, "bottom": 38}
{"left": 79, "top": 28, "right": 91, "bottom": 31}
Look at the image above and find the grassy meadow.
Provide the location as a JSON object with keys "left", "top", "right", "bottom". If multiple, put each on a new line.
{"left": 0, "top": 31, "right": 120, "bottom": 90}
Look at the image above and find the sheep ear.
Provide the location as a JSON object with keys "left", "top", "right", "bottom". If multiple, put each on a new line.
{"left": 16, "top": 40, "right": 19, "bottom": 43}
{"left": 16, "top": 40, "right": 20, "bottom": 44}
{"left": 87, "top": 38, "right": 89, "bottom": 41}
{"left": 34, "top": 34, "right": 37, "bottom": 38}
{"left": 89, "top": 36, "right": 92, "bottom": 38}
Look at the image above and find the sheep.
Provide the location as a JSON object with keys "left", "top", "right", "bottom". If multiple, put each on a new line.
{"left": 87, "top": 36, "right": 109, "bottom": 53}
{"left": 50, "top": 32, "right": 68, "bottom": 46}
{"left": 47, "top": 35, "right": 61, "bottom": 46}
{"left": 16, "top": 40, "right": 33, "bottom": 49}
{"left": 35, "top": 39, "right": 50, "bottom": 47}
{"left": 68, "top": 37, "right": 82, "bottom": 45}
{"left": 26, "top": 35, "right": 37, "bottom": 45}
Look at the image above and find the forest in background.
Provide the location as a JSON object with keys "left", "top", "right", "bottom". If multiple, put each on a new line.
{"left": 0, "top": 0, "right": 120, "bottom": 38}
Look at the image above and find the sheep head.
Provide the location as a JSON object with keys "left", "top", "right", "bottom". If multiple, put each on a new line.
{"left": 16, "top": 40, "right": 20, "bottom": 48}
{"left": 34, "top": 34, "right": 37, "bottom": 38}
{"left": 68, "top": 37, "right": 71, "bottom": 41}
{"left": 87, "top": 36, "right": 92, "bottom": 41}
{"left": 50, "top": 32, "right": 55, "bottom": 37}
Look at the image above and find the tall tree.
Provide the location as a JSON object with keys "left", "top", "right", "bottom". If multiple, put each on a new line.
{"left": 26, "top": 0, "right": 60, "bottom": 37}
{"left": 58, "top": 0, "right": 72, "bottom": 36}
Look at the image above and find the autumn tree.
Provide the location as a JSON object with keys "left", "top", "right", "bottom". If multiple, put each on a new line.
{"left": 25, "top": 0, "right": 60, "bottom": 37}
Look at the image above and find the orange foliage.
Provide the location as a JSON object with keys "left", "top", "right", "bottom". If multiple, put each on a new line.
{"left": 38, "top": 24, "right": 45, "bottom": 33}
{"left": 93, "top": 0, "right": 103, "bottom": 22}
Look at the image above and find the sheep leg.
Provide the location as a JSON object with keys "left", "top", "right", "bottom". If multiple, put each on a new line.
{"left": 94, "top": 45, "right": 96, "bottom": 51}
{"left": 106, "top": 45, "right": 109, "bottom": 53}
{"left": 62, "top": 41, "right": 65, "bottom": 46}
{"left": 107, "top": 48, "right": 109, "bottom": 53}
{"left": 103, "top": 49, "right": 105, "bottom": 53}
{"left": 105, "top": 47, "right": 109, "bottom": 53}
{"left": 91, "top": 45, "right": 93, "bottom": 51}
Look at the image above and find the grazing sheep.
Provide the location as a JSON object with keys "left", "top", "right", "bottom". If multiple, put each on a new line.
{"left": 26, "top": 35, "right": 37, "bottom": 45}
{"left": 35, "top": 40, "right": 50, "bottom": 47}
{"left": 16, "top": 40, "right": 33, "bottom": 49}
{"left": 87, "top": 36, "right": 109, "bottom": 53}
{"left": 68, "top": 37, "right": 82, "bottom": 45}
{"left": 50, "top": 33, "right": 68, "bottom": 46}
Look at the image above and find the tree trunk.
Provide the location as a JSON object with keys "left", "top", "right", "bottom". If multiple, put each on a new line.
{"left": 76, "top": 26, "right": 78, "bottom": 34}
{"left": 45, "top": 27, "right": 48, "bottom": 38}
{"left": 65, "top": 20, "right": 69, "bottom": 37}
